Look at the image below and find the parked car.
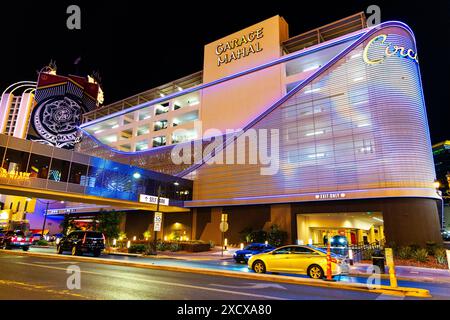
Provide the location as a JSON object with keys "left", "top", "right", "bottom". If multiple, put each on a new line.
{"left": 442, "top": 230, "right": 450, "bottom": 241}
{"left": 57, "top": 231, "right": 105, "bottom": 257}
{"left": 233, "top": 243, "right": 275, "bottom": 263}
{"left": 0, "top": 230, "right": 33, "bottom": 251}
{"left": 31, "top": 233, "right": 43, "bottom": 244}
{"left": 247, "top": 245, "right": 349, "bottom": 279}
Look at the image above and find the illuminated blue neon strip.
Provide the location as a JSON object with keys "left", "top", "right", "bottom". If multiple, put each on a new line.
{"left": 176, "top": 21, "right": 418, "bottom": 178}
{"left": 80, "top": 31, "right": 367, "bottom": 129}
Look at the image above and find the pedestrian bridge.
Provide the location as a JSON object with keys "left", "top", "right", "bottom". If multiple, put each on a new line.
{"left": 0, "top": 134, "right": 191, "bottom": 212}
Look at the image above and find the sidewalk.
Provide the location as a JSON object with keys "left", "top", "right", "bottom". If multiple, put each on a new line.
{"left": 106, "top": 246, "right": 238, "bottom": 261}
{"left": 350, "top": 262, "right": 450, "bottom": 284}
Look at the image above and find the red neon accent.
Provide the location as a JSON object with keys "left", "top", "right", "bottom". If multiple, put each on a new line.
{"left": 82, "top": 233, "right": 87, "bottom": 244}
{"left": 12, "top": 237, "right": 17, "bottom": 242}
{"left": 326, "top": 241, "right": 333, "bottom": 280}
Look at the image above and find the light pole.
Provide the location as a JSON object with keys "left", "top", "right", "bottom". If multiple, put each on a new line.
{"left": 150, "top": 184, "right": 162, "bottom": 255}
{"left": 38, "top": 199, "right": 59, "bottom": 239}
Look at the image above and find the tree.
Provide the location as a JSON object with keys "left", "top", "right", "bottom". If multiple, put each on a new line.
{"left": 267, "top": 224, "right": 288, "bottom": 247}
{"left": 96, "top": 209, "right": 124, "bottom": 247}
{"left": 60, "top": 214, "right": 71, "bottom": 235}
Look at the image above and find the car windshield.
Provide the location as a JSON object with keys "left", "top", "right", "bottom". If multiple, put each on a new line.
{"left": 245, "top": 244, "right": 262, "bottom": 250}
{"left": 309, "top": 246, "right": 342, "bottom": 258}
{"left": 85, "top": 232, "right": 103, "bottom": 239}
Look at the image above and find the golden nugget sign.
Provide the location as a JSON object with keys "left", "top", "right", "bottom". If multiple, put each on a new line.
{"left": 215, "top": 28, "right": 264, "bottom": 66}
{"left": 0, "top": 168, "right": 31, "bottom": 180}
{"left": 363, "top": 34, "right": 419, "bottom": 65}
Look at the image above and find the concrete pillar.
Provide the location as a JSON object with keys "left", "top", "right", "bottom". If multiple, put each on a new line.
{"left": 379, "top": 225, "right": 384, "bottom": 241}
{"left": 357, "top": 229, "right": 364, "bottom": 244}
{"left": 191, "top": 209, "right": 197, "bottom": 240}
{"left": 369, "top": 226, "right": 375, "bottom": 243}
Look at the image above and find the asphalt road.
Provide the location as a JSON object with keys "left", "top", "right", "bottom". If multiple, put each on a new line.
{"left": 0, "top": 253, "right": 410, "bottom": 300}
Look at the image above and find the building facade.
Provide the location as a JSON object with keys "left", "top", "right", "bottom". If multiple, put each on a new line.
{"left": 76, "top": 14, "right": 441, "bottom": 246}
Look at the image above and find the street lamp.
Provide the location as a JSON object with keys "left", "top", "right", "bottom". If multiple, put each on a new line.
{"left": 38, "top": 199, "right": 60, "bottom": 239}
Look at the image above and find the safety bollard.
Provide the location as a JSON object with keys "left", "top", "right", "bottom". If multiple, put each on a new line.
{"left": 325, "top": 240, "right": 334, "bottom": 281}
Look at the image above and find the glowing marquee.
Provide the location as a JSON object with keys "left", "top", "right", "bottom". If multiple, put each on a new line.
{"left": 215, "top": 28, "right": 264, "bottom": 66}
{"left": 0, "top": 168, "right": 31, "bottom": 180}
{"left": 363, "top": 34, "right": 419, "bottom": 65}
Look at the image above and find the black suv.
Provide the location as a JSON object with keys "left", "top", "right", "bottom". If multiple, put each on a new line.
{"left": 57, "top": 231, "right": 105, "bottom": 257}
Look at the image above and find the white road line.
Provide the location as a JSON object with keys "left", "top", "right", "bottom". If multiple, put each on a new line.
{"left": 32, "top": 261, "right": 79, "bottom": 265}
{"left": 15, "top": 262, "right": 288, "bottom": 300}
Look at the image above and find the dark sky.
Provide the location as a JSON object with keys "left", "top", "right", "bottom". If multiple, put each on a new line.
{"left": 1, "top": 0, "right": 449, "bottom": 143}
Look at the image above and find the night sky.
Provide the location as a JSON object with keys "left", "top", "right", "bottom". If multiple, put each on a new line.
{"left": 1, "top": 0, "right": 449, "bottom": 143}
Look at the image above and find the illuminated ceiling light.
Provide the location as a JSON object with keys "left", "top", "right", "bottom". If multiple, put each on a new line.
{"left": 111, "top": 124, "right": 119, "bottom": 129}
{"left": 94, "top": 129, "right": 104, "bottom": 134}
{"left": 143, "top": 115, "right": 151, "bottom": 120}
{"left": 26, "top": 198, "right": 32, "bottom": 202}
{"left": 305, "top": 130, "right": 324, "bottom": 136}
{"left": 353, "top": 77, "right": 365, "bottom": 82}
{"left": 433, "top": 180, "right": 441, "bottom": 189}
{"left": 304, "top": 88, "right": 320, "bottom": 94}
{"left": 60, "top": 201, "right": 65, "bottom": 204}
{"left": 177, "top": 86, "right": 183, "bottom": 92}
{"left": 160, "top": 93, "right": 165, "bottom": 98}
{"left": 188, "top": 100, "right": 200, "bottom": 106}
{"left": 133, "top": 172, "right": 141, "bottom": 179}
{"left": 354, "top": 100, "right": 369, "bottom": 106}
{"left": 303, "top": 65, "right": 320, "bottom": 72}
{"left": 174, "top": 181, "right": 179, "bottom": 186}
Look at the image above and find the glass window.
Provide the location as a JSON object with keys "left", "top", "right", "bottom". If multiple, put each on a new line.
{"left": 48, "top": 159, "right": 71, "bottom": 182}
{"left": 2, "top": 148, "right": 29, "bottom": 172}
{"left": 69, "top": 162, "right": 88, "bottom": 185}
{"left": 27, "top": 154, "right": 51, "bottom": 179}
{"left": 291, "top": 247, "right": 317, "bottom": 254}
{"left": 273, "top": 247, "right": 293, "bottom": 254}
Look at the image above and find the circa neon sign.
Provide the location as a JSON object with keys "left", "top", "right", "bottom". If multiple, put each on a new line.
{"left": 363, "top": 34, "right": 419, "bottom": 65}
{"left": 215, "top": 28, "right": 264, "bottom": 67}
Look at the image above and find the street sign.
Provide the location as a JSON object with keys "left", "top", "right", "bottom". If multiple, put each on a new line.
{"left": 219, "top": 221, "right": 229, "bottom": 232}
{"left": 139, "top": 194, "right": 169, "bottom": 206}
{"left": 154, "top": 212, "right": 163, "bottom": 232}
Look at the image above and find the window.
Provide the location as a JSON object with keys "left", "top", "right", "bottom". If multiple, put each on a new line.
{"left": 68, "top": 162, "right": 88, "bottom": 185}
{"left": 152, "top": 136, "right": 166, "bottom": 147}
{"left": 2, "top": 148, "right": 29, "bottom": 172}
{"left": 273, "top": 247, "right": 293, "bottom": 254}
{"left": 48, "top": 159, "right": 70, "bottom": 182}
{"left": 291, "top": 247, "right": 317, "bottom": 254}
{"left": 27, "top": 154, "right": 51, "bottom": 179}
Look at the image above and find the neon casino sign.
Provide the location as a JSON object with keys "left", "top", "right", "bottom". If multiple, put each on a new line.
{"left": 0, "top": 168, "right": 31, "bottom": 180}
{"left": 363, "top": 34, "right": 419, "bottom": 65}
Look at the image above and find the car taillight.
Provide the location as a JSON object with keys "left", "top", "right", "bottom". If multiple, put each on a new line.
{"left": 82, "top": 233, "right": 87, "bottom": 244}
{"left": 12, "top": 237, "right": 17, "bottom": 242}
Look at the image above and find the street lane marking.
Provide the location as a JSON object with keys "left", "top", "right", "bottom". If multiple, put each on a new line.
{"left": 32, "top": 261, "right": 79, "bottom": 265}
{"left": 0, "top": 279, "right": 91, "bottom": 299}
{"left": 15, "top": 262, "right": 288, "bottom": 300}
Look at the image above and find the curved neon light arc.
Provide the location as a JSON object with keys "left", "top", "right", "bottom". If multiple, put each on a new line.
{"left": 363, "top": 33, "right": 418, "bottom": 65}
{"left": 1, "top": 81, "right": 37, "bottom": 98}
{"left": 176, "top": 21, "right": 419, "bottom": 178}
{"left": 79, "top": 21, "right": 419, "bottom": 165}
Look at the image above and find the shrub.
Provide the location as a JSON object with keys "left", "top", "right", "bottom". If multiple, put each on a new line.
{"left": 409, "top": 243, "right": 420, "bottom": 251}
{"left": 413, "top": 248, "right": 428, "bottom": 262}
{"left": 267, "top": 224, "right": 288, "bottom": 247}
{"left": 425, "top": 241, "right": 439, "bottom": 256}
{"left": 128, "top": 244, "right": 146, "bottom": 254}
{"left": 397, "top": 246, "right": 413, "bottom": 260}
{"left": 362, "top": 248, "right": 375, "bottom": 261}
{"left": 208, "top": 240, "right": 215, "bottom": 249}
{"left": 169, "top": 243, "right": 182, "bottom": 252}
{"left": 36, "top": 239, "right": 48, "bottom": 246}
{"left": 249, "top": 230, "right": 267, "bottom": 243}
{"left": 156, "top": 242, "right": 170, "bottom": 251}
{"left": 435, "top": 248, "right": 447, "bottom": 265}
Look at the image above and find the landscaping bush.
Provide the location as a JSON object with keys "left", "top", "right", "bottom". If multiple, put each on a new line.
{"left": 208, "top": 240, "right": 215, "bottom": 249}
{"left": 169, "top": 243, "right": 182, "bottom": 252}
{"left": 362, "top": 248, "right": 375, "bottom": 261}
{"left": 435, "top": 248, "right": 448, "bottom": 265}
{"left": 128, "top": 244, "right": 146, "bottom": 254}
{"left": 413, "top": 248, "right": 429, "bottom": 262}
{"left": 248, "top": 230, "right": 267, "bottom": 243}
{"left": 425, "top": 241, "right": 439, "bottom": 256}
{"left": 156, "top": 242, "right": 170, "bottom": 251}
{"left": 267, "top": 224, "right": 288, "bottom": 247}
{"left": 180, "top": 242, "right": 210, "bottom": 252}
{"left": 408, "top": 243, "right": 420, "bottom": 251}
{"left": 36, "top": 239, "right": 48, "bottom": 246}
{"left": 397, "top": 246, "right": 413, "bottom": 260}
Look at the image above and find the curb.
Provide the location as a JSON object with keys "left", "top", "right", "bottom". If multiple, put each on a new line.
{"left": 0, "top": 249, "right": 431, "bottom": 298}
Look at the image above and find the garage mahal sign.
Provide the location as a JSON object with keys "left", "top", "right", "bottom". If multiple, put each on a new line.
{"left": 215, "top": 28, "right": 264, "bottom": 66}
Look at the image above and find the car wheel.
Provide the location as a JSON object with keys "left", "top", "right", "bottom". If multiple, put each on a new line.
{"left": 57, "top": 245, "right": 63, "bottom": 254}
{"left": 71, "top": 246, "right": 79, "bottom": 256}
{"left": 22, "top": 246, "right": 29, "bottom": 252}
{"left": 307, "top": 264, "right": 324, "bottom": 279}
{"left": 252, "top": 260, "right": 266, "bottom": 274}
